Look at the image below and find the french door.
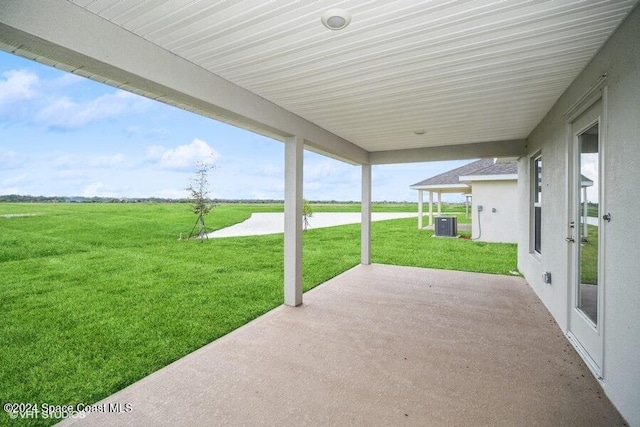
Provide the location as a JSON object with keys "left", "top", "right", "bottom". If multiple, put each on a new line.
{"left": 567, "top": 99, "right": 605, "bottom": 376}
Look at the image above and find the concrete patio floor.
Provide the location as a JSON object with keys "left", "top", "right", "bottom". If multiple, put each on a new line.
{"left": 59, "top": 264, "right": 626, "bottom": 426}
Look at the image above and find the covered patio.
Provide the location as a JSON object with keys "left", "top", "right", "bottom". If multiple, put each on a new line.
{"left": 0, "top": 0, "right": 633, "bottom": 307}
{"left": 2, "top": 1, "right": 640, "bottom": 424}
{"left": 59, "top": 265, "right": 624, "bottom": 426}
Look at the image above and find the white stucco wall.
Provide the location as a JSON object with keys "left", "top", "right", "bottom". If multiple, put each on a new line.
{"left": 518, "top": 5, "right": 640, "bottom": 425}
{"left": 469, "top": 180, "right": 518, "bottom": 243}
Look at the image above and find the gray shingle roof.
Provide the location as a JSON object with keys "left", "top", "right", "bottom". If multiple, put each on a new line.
{"left": 411, "top": 158, "right": 517, "bottom": 187}
{"left": 465, "top": 161, "right": 518, "bottom": 176}
{"left": 411, "top": 159, "right": 493, "bottom": 187}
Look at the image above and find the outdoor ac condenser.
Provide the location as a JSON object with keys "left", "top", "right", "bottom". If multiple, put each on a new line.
{"left": 435, "top": 216, "right": 458, "bottom": 237}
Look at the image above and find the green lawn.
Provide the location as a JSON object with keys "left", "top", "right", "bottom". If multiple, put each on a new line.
{"left": 580, "top": 224, "right": 599, "bottom": 285}
{"left": 0, "top": 202, "right": 515, "bottom": 426}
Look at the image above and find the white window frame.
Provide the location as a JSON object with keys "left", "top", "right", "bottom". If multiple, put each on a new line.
{"left": 531, "top": 153, "right": 542, "bottom": 256}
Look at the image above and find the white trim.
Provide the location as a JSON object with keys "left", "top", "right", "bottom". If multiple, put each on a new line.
{"left": 599, "top": 85, "right": 608, "bottom": 379}
{"left": 459, "top": 174, "right": 517, "bottom": 182}
{"left": 566, "top": 331, "right": 603, "bottom": 380}
{"left": 361, "top": 165, "right": 372, "bottom": 265}
{"left": 564, "top": 116, "right": 573, "bottom": 333}
{"left": 410, "top": 184, "right": 469, "bottom": 191}
{"left": 530, "top": 152, "right": 542, "bottom": 256}
{"left": 284, "top": 136, "right": 303, "bottom": 307}
{"left": 428, "top": 191, "right": 434, "bottom": 227}
{"left": 495, "top": 157, "right": 520, "bottom": 163}
{"left": 417, "top": 190, "right": 423, "bottom": 230}
{"left": 564, "top": 74, "right": 608, "bottom": 121}
{"left": 370, "top": 139, "right": 527, "bottom": 164}
{"left": 566, "top": 95, "right": 605, "bottom": 377}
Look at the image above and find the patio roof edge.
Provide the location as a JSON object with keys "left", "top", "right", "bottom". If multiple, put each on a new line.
{"left": 0, "top": 0, "right": 369, "bottom": 165}
{"left": 369, "top": 139, "right": 527, "bottom": 165}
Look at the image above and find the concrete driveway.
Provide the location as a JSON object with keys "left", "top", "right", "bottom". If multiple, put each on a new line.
{"left": 206, "top": 212, "right": 418, "bottom": 238}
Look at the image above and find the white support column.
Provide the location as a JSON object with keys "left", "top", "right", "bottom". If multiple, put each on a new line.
{"left": 361, "top": 164, "right": 372, "bottom": 265}
{"left": 437, "top": 191, "right": 442, "bottom": 216}
{"left": 418, "top": 190, "right": 423, "bottom": 229}
{"left": 428, "top": 191, "right": 434, "bottom": 227}
{"left": 284, "top": 135, "right": 303, "bottom": 307}
{"left": 583, "top": 186, "right": 589, "bottom": 238}
{"left": 465, "top": 195, "right": 469, "bottom": 218}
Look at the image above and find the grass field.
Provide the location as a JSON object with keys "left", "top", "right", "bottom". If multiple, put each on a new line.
{"left": 580, "top": 224, "right": 598, "bottom": 285}
{"left": 0, "top": 202, "right": 515, "bottom": 426}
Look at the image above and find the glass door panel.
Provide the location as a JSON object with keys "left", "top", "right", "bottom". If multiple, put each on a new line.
{"left": 577, "top": 124, "right": 599, "bottom": 325}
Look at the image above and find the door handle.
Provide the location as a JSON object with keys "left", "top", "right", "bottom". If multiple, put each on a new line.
{"left": 566, "top": 237, "right": 575, "bottom": 243}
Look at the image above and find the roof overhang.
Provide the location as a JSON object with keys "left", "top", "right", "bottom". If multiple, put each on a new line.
{"left": 459, "top": 174, "right": 518, "bottom": 182}
{"left": 370, "top": 140, "right": 526, "bottom": 165}
{"left": 1, "top": 0, "right": 637, "bottom": 166}
{"left": 0, "top": 0, "right": 368, "bottom": 164}
{"left": 410, "top": 184, "right": 470, "bottom": 193}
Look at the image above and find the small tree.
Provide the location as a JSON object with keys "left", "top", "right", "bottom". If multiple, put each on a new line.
{"left": 187, "top": 161, "right": 214, "bottom": 240}
{"left": 303, "top": 199, "right": 313, "bottom": 231}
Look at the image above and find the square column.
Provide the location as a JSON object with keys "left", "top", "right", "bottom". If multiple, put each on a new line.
{"left": 361, "top": 164, "right": 372, "bottom": 265}
{"left": 284, "top": 135, "right": 303, "bottom": 307}
{"left": 418, "top": 190, "right": 424, "bottom": 229}
{"left": 583, "top": 186, "right": 589, "bottom": 237}
{"left": 428, "top": 191, "right": 434, "bottom": 227}
{"left": 437, "top": 191, "right": 442, "bottom": 216}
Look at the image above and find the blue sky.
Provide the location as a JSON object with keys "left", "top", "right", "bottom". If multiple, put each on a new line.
{"left": 0, "top": 51, "right": 469, "bottom": 202}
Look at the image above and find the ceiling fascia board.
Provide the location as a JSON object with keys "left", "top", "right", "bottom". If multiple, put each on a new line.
{"left": 370, "top": 139, "right": 527, "bottom": 165}
{"left": 0, "top": 0, "right": 368, "bottom": 165}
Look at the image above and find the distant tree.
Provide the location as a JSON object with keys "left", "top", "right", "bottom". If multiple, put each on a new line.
{"left": 187, "top": 161, "right": 215, "bottom": 241}
{"left": 303, "top": 199, "right": 313, "bottom": 231}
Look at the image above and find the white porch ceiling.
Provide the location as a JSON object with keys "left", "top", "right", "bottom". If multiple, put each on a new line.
{"left": 67, "top": 0, "right": 636, "bottom": 151}
{"left": 1, "top": 0, "right": 638, "bottom": 162}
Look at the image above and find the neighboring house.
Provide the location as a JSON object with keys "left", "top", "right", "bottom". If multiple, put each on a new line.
{"left": 3, "top": 3, "right": 640, "bottom": 424}
{"left": 410, "top": 158, "right": 518, "bottom": 243}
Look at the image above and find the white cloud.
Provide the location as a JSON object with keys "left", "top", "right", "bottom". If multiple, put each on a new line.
{"left": 249, "top": 188, "right": 284, "bottom": 200}
{"left": 47, "top": 73, "right": 84, "bottom": 91}
{"left": 0, "top": 186, "right": 20, "bottom": 195}
{"left": 1, "top": 174, "right": 29, "bottom": 195}
{"left": 306, "top": 161, "right": 350, "bottom": 180}
{"left": 1, "top": 173, "right": 29, "bottom": 186}
{"left": 0, "top": 69, "right": 152, "bottom": 129}
{"left": 252, "top": 163, "right": 283, "bottom": 178}
{"left": 304, "top": 160, "right": 359, "bottom": 193}
{"left": 146, "top": 145, "right": 166, "bottom": 159}
{"left": 0, "top": 149, "right": 26, "bottom": 169}
{"left": 35, "top": 90, "right": 151, "bottom": 129}
{"left": 152, "top": 188, "right": 189, "bottom": 199}
{"left": 53, "top": 170, "right": 88, "bottom": 180}
{"left": 147, "top": 138, "right": 219, "bottom": 170}
{"left": 90, "top": 154, "right": 130, "bottom": 169}
{"left": 47, "top": 153, "right": 131, "bottom": 170}
{"left": 126, "top": 126, "right": 171, "bottom": 139}
{"left": 82, "top": 182, "right": 117, "bottom": 197}
{"left": 48, "top": 154, "right": 78, "bottom": 170}
{"left": 0, "top": 69, "right": 39, "bottom": 107}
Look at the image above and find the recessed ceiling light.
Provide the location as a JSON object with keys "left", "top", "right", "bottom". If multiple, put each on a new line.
{"left": 413, "top": 130, "right": 426, "bottom": 135}
{"left": 321, "top": 9, "right": 351, "bottom": 30}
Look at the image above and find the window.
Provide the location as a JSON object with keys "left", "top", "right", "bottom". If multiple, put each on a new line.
{"left": 532, "top": 155, "right": 542, "bottom": 254}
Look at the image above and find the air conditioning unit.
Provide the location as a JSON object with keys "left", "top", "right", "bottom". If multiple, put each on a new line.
{"left": 435, "top": 216, "right": 458, "bottom": 237}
